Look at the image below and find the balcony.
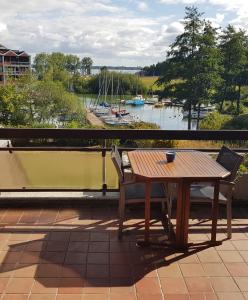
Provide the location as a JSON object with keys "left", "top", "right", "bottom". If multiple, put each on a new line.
{"left": 0, "top": 128, "right": 248, "bottom": 299}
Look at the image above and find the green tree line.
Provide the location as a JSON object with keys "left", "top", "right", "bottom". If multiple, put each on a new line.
{"left": 33, "top": 53, "right": 146, "bottom": 95}
{"left": 149, "top": 6, "right": 248, "bottom": 129}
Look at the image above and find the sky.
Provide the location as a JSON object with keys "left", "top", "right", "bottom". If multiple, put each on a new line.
{"left": 0, "top": 0, "right": 247, "bottom": 67}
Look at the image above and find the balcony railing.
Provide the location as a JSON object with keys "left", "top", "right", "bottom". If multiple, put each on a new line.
{"left": 0, "top": 128, "right": 248, "bottom": 195}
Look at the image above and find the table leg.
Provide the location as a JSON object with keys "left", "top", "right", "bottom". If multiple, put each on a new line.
{"left": 144, "top": 181, "right": 151, "bottom": 244}
{"left": 211, "top": 180, "right": 220, "bottom": 243}
{"left": 176, "top": 180, "right": 191, "bottom": 248}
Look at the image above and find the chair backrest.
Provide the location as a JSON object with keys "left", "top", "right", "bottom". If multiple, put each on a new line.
{"left": 111, "top": 145, "right": 124, "bottom": 183}
{"left": 216, "top": 146, "right": 243, "bottom": 181}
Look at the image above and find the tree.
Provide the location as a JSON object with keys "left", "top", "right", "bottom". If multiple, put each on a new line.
{"left": 158, "top": 6, "right": 204, "bottom": 129}
{"left": 81, "top": 57, "right": 93, "bottom": 75}
{"left": 33, "top": 53, "right": 49, "bottom": 80}
{"left": 193, "top": 21, "right": 223, "bottom": 128}
{"left": 66, "top": 55, "right": 80, "bottom": 75}
{"left": 219, "top": 25, "right": 248, "bottom": 114}
{"left": 0, "top": 75, "right": 86, "bottom": 127}
{"left": 158, "top": 7, "right": 225, "bottom": 129}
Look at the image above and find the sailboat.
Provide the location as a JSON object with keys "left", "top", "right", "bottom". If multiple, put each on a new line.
{"left": 126, "top": 95, "right": 145, "bottom": 106}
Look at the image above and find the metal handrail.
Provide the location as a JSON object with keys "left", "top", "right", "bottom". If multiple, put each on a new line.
{"left": 0, "top": 128, "right": 248, "bottom": 140}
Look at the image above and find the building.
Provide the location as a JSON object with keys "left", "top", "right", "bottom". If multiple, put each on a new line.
{"left": 0, "top": 44, "right": 30, "bottom": 84}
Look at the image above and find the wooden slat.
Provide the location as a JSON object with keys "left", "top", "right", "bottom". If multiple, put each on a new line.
{"left": 128, "top": 151, "right": 230, "bottom": 180}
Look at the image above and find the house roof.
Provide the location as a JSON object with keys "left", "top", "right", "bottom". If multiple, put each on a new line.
{"left": 0, "top": 44, "right": 30, "bottom": 57}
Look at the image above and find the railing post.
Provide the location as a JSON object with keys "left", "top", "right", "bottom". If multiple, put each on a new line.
{"left": 102, "top": 140, "right": 107, "bottom": 196}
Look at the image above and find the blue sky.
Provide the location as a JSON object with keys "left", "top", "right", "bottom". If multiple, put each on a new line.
{"left": 0, "top": 0, "right": 247, "bottom": 66}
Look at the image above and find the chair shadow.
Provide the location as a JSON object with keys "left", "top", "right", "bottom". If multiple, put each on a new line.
{"left": 0, "top": 204, "right": 244, "bottom": 290}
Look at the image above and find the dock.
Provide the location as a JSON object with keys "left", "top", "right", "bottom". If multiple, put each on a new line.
{"left": 86, "top": 109, "right": 105, "bottom": 128}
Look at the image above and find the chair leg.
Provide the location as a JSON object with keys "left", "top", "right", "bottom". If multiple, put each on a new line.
{"left": 118, "top": 186, "right": 125, "bottom": 239}
{"left": 166, "top": 183, "right": 173, "bottom": 235}
{"left": 226, "top": 197, "right": 232, "bottom": 239}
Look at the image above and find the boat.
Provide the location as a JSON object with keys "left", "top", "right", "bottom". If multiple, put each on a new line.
{"left": 145, "top": 95, "right": 159, "bottom": 105}
{"left": 154, "top": 102, "right": 164, "bottom": 108}
{"left": 126, "top": 95, "right": 145, "bottom": 106}
{"left": 183, "top": 106, "right": 215, "bottom": 119}
{"left": 111, "top": 108, "right": 129, "bottom": 117}
{"left": 162, "top": 98, "right": 172, "bottom": 106}
{"left": 99, "top": 101, "right": 110, "bottom": 107}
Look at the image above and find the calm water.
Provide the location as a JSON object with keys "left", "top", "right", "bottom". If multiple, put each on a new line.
{"left": 124, "top": 104, "right": 197, "bottom": 130}
{"left": 83, "top": 96, "right": 197, "bottom": 130}
{"left": 91, "top": 68, "right": 141, "bottom": 75}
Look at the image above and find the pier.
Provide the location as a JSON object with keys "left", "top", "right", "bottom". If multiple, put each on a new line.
{"left": 86, "top": 109, "right": 105, "bottom": 128}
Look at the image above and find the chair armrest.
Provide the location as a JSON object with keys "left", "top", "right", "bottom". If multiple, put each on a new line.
{"left": 220, "top": 180, "right": 235, "bottom": 197}
{"left": 121, "top": 180, "right": 137, "bottom": 186}
{"left": 122, "top": 164, "right": 131, "bottom": 169}
{"left": 220, "top": 180, "right": 235, "bottom": 187}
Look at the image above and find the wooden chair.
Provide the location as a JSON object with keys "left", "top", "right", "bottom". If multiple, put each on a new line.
{"left": 189, "top": 146, "right": 243, "bottom": 239}
{"left": 111, "top": 146, "right": 171, "bottom": 239}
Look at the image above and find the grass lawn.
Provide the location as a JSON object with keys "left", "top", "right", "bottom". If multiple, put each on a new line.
{"left": 140, "top": 76, "right": 163, "bottom": 91}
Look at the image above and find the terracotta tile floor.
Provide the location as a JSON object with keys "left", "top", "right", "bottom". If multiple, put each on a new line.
{"left": 0, "top": 203, "right": 248, "bottom": 299}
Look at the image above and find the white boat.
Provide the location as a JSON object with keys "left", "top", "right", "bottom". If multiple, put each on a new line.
{"left": 183, "top": 106, "right": 215, "bottom": 119}
{"left": 145, "top": 95, "right": 159, "bottom": 104}
{"left": 162, "top": 98, "right": 172, "bottom": 106}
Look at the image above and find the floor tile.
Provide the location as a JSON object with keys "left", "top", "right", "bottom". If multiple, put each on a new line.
{"left": 58, "top": 278, "right": 84, "bottom": 294}
{"left": 233, "top": 241, "right": 248, "bottom": 251}
{"left": 180, "top": 264, "right": 205, "bottom": 277}
{"left": 218, "top": 251, "right": 244, "bottom": 263}
{"left": 6, "top": 277, "right": 34, "bottom": 294}
{"left": 88, "top": 253, "right": 109, "bottom": 265}
{"left": 88, "top": 242, "right": 109, "bottom": 253}
{"left": 0, "top": 277, "right": 10, "bottom": 293}
{"left": 90, "top": 232, "right": 109, "bottom": 241}
{"left": 137, "top": 294, "right": 164, "bottom": 300}
{"left": 225, "top": 263, "right": 248, "bottom": 276}
{"left": 234, "top": 277, "right": 248, "bottom": 292}
{"left": 160, "top": 277, "right": 187, "bottom": 294}
{"left": 2, "top": 295, "right": 29, "bottom": 300}
{"left": 185, "top": 277, "right": 213, "bottom": 293}
{"left": 13, "top": 264, "right": 38, "bottom": 277}
{"left": 197, "top": 249, "right": 221, "bottom": 263}
{"left": 65, "top": 252, "right": 87, "bottom": 264}
{"left": 83, "top": 278, "right": 109, "bottom": 294}
{"left": 210, "top": 277, "right": 239, "bottom": 292}
{"left": 157, "top": 263, "right": 182, "bottom": 278}
{"left": 31, "top": 278, "right": 59, "bottom": 294}
{"left": 56, "top": 295, "right": 81, "bottom": 300}
{"left": 217, "top": 292, "right": 245, "bottom": 300}
{"left": 110, "top": 294, "right": 136, "bottom": 300}
{"left": 70, "top": 232, "right": 90, "bottom": 242}
{"left": 135, "top": 277, "right": 161, "bottom": 294}
{"left": 87, "top": 265, "right": 109, "bottom": 278}
{"left": 68, "top": 242, "right": 89, "bottom": 252}
{"left": 202, "top": 263, "right": 230, "bottom": 277}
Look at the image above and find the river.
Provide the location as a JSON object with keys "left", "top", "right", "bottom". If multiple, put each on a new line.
{"left": 82, "top": 96, "right": 197, "bottom": 130}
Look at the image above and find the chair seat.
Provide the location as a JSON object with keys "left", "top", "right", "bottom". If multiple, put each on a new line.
{"left": 190, "top": 185, "right": 227, "bottom": 202}
{"left": 125, "top": 182, "right": 166, "bottom": 200}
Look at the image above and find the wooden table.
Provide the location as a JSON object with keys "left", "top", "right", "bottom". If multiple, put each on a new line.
{"left": 128, "top": 150, "right": 231, "bottom": 248}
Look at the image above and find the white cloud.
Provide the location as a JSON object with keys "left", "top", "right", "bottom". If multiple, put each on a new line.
{"left": 137, "top": 1, "right": 149, "bottom": 11}
{"left": 0, "top": 22, "right": 7, "bottom": 32}
{"left": 0, "top": 0, "right": 176, "bottom": 66}
{"left": 0, "top": 0, "right": 246, "bottom": 66}
{"left": 159, "top": 0, "right": 206, "bottom": 4}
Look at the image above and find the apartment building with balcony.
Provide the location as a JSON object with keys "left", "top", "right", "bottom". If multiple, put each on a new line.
{"left": 0, "top": 44, "right": 30, "bottom": 84}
